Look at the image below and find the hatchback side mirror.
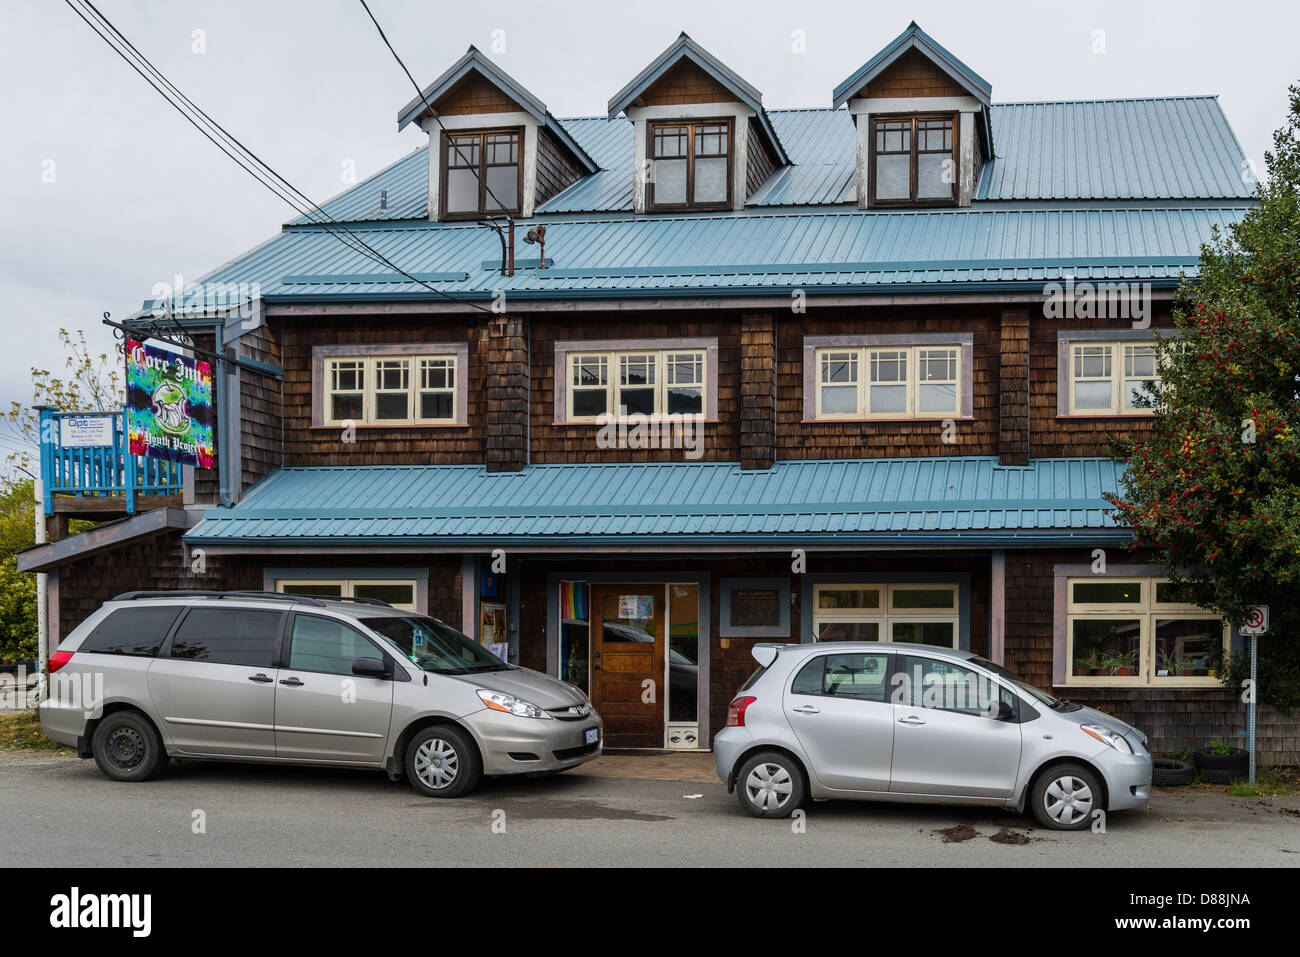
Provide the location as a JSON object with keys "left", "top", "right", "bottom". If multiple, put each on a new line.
{"left": 352, "top": 656, "right": 387, "bottom": 678}
{"left": 993, "top": 700, "right": 1016, "bottom": 722}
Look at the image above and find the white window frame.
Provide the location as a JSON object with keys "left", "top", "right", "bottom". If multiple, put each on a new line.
{"left": 415, "top": 357, "right": 457, "bottom": 425}
{"left": 813, "top": 344, "right": 962, "bottom": 420}
{"left": 565, "top": 348, "right": 709, "bottom": 422}
{"left": 1066, "top": 341, "right": 1161, "bottom": 416}
{"left": 812, "top": 583, "right": 960, "bottom": 648}
{"left": 275, "top": 578, "right": 419, "bottom": 612}
{"left": 322, "top": 354, "right": 459, "bottom": 427}
{"left": 1064, "top": 577, "right": 1228, "bottom": 688}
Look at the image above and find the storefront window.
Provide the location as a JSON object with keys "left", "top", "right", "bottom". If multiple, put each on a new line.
{"left": 812, "top": 583, "right": 959, "bottom": 648}
{"left": 276, "top": 579, "right": 417, "bottom": 612}
{"left": 1065, "top": 576, "right": 1226, "bottom": 686}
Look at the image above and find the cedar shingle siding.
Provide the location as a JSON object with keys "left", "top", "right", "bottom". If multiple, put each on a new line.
{"left": 432, "top": 72, "right": 522, "bottom": 115}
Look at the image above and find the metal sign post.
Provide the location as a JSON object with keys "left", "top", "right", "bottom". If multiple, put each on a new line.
{"left": 1249, "top": 635, "right": 1257, "bottom": 785}
{"left": 1241, "top": 605, "right": 1269, "bottom": 786}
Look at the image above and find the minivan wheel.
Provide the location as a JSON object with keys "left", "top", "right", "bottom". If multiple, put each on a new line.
{"left": 91, "top": 711, "right": 166, "bottom": 783}
{"left": 405, "top": 726, "right": 482, "bottom": 799}
{"left": 1031, "top": 764, "right": 1102, "bottom": 830}
{"left": 736, "top": 752, "right": 805, "bottom": 819}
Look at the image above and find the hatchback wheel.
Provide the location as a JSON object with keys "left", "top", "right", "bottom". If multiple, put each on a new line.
{"left": 736, "top": 752, "right": 805, "bottom": 818}
{"left": 91, "top": 711, "right": 166, "bottom": 782}
{"left": 405, "top": 726, "right": 482, "bottom": 798}
{"left": 1031, "top": 764, "right": 1102, "bottom": 830}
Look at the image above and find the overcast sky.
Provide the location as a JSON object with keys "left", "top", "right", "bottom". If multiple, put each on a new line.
{"left": 2, "top": 0, "right": 1297, "bottom": 451}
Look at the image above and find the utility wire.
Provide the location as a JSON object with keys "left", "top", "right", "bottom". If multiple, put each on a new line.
{"left": 356, "top": 0, "right": 516, "bottom": 221}
{"left": 63, "top": 0, "right": 497, "bottom": 315}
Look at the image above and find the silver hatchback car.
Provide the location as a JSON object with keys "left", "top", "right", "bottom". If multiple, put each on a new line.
{"left": 40, "top": 590, "right": 602, "bottom": 797}
{"left": 714, "top": 642, "right": 1152, "bottom": 830}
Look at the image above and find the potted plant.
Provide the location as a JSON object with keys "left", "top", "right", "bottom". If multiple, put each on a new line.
{"left": 1193, "top": 739, "right": 1249, "bottom": 784}
{"left": 1076, "top": 648, "right": 1106, "bottom": 677}
{"left": 1158, "top": 648, "right": 1188, "bottom": 677}
{"left": 1106, "top": 649, "right": 1138, "bottom": 677}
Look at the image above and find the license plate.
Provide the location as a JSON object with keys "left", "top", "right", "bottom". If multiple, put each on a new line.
{"left": 584, "top": 728, "right": 599, "bottom": 746}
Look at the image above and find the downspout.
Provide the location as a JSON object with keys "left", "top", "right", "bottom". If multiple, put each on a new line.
{"left": 213, "top": 324, "right": 234, "bottom": 507}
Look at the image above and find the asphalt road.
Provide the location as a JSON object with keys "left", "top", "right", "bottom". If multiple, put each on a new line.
{"left": 2, "top": 751, "right": 1297, "bottom": 867}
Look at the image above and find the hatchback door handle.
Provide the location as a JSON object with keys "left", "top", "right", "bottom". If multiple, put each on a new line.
{"left": 247, "top": 673, "right": 273, "bottom": 683}
{"left": 279, "top": 677, "right": 304, "bottom": 687}
{"left": 791, "top": 705, "right": 820, "bottom": 715}
{"left": 898, "top": 715, "right": 926, "bottom": 725}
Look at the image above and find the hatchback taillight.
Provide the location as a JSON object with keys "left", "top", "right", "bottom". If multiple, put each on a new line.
{"left": 48, "top": 650, "right": 74, "bottom": 673}
{"left": 727, "top": 695, "right": 756, "bottom": 727}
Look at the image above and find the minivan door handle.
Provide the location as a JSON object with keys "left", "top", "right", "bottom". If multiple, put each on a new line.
{"left": 247, "top": 673, "right": 274, "bottom": 683}
{"left": 791, "top": 705, "right": 820, "bottom": 715}
{"left": 279, "top": 677, "right": 304, "bottom": 687}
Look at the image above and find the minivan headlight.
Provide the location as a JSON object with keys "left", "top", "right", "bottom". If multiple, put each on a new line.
{"left": 1081, "top": 723, "right": 1133, "bottom": 754}
{"left": 477, "top": 690, "right": 552, "bottom": 719}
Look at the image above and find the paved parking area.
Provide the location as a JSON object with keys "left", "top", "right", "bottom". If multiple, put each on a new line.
{"left": 2, "top": 750, "right": 1296, "bottom": 867}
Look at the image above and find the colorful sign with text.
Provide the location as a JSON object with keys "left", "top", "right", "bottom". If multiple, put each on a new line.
{"left": 126, "top": 339, "right": 214, "bottom": 469}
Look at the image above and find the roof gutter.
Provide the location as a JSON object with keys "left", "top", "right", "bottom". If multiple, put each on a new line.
{"left": 254, "top": 276, "right": 1188, "bottom": 308}
{"left": 183, "top": 529, "right": 1133, "bottom": 551}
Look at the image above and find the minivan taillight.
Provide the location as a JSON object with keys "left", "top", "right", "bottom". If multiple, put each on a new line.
{"left": 48, "top": 650, "right": 74, "bottom": 673}
{"left": 727, "top": 696, "right": 756, "bottom": 727}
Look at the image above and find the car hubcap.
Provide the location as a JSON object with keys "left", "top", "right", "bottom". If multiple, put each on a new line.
{"left": 414, "top": 738, "right": 459, "bottom": 789}
{"left": 1044, "top": 775, "right": 1094, "bottom": 825}
{"left": 744, "top": 763, "right": 793, "bottom": 811}
{"left": 106, "top": 727, "right": 145, "bottom": 770}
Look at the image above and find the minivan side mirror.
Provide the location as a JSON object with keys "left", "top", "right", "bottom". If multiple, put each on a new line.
{"left": 352, "top": 656, "right": 387, "bottom": 679}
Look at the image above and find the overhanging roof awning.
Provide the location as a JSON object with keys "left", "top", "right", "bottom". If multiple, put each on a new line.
{"left": 185, "top": 457, "right": 1131, "bottom": 550}
{"left": 17, "top": 508, "right": 199, "bottom": 573}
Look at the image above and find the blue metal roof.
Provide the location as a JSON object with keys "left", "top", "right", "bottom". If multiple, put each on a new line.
{"left": 977, "top": 97, "right": 1251, "bottom": 202}
{"left": 185, "top": 457, "right": 1129, "bottom": 548}
{"left": 165, "top": 204, "right": 1244, "bottom": 308}
{"left": 297, "top": 95, "right": 1250, "bottom": 226}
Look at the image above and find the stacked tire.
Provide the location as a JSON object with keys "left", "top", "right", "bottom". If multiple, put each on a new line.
{"left": 1193, "top": 747, "right": 1249, "bottom": 784}
{"left": 1151, "top": 757, "right": 1193, "bottom": 787}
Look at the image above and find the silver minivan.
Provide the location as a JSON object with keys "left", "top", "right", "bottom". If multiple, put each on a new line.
{"left": 714, "top": 642, "right": 1152, "bottom": 829}
{"left": 40, "top": 590, "right": 602, "bottom": 797}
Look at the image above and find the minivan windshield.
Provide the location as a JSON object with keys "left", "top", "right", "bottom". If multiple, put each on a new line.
{"left": 362, "top": 616, "right": 511, "bottom": 675}
{"left": 968, "top": 656, "right": 1062, "bottom": 708}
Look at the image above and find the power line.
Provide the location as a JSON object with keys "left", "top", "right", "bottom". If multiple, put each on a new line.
{"left": 63, "top": 0, "right": 497, "bottom": 315}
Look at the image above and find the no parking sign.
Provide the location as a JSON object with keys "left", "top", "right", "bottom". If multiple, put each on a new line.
{"left": 1241, "top": 605, "right": 1269, "bottom": 636}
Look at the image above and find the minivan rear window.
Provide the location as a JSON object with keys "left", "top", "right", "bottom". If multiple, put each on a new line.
{"left": 168, "top": 607, "right": 283, "bottom": 667}
{"left": 79, "top": 606, "right": 180, "bottom": 657}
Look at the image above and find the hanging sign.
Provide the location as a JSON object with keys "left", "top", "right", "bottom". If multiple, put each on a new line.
{"left": 125, "top": 339, "right": 214, "bottom": 469}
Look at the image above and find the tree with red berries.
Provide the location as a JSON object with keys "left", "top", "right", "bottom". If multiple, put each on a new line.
{"left": 1110, "top": 86, "right": 1300, "bottom": 709}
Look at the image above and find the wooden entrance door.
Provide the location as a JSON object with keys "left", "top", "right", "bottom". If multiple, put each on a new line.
{"left": 589, "top": 584, "right": 665, "bottom": 748}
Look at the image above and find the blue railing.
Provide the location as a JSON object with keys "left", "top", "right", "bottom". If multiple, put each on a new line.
{"left": 38, "top": 407, "right": 184, "bottom": 514}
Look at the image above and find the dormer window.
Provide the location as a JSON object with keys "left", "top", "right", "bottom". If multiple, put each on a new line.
{"left": 648, "top": 119, "right": 732, "bottom": 211}
{"left": 869, "top": 114, "right": 957, "bottom": 206}
{"left": 441, "top": 129, "right": 522, "bottom": 219}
